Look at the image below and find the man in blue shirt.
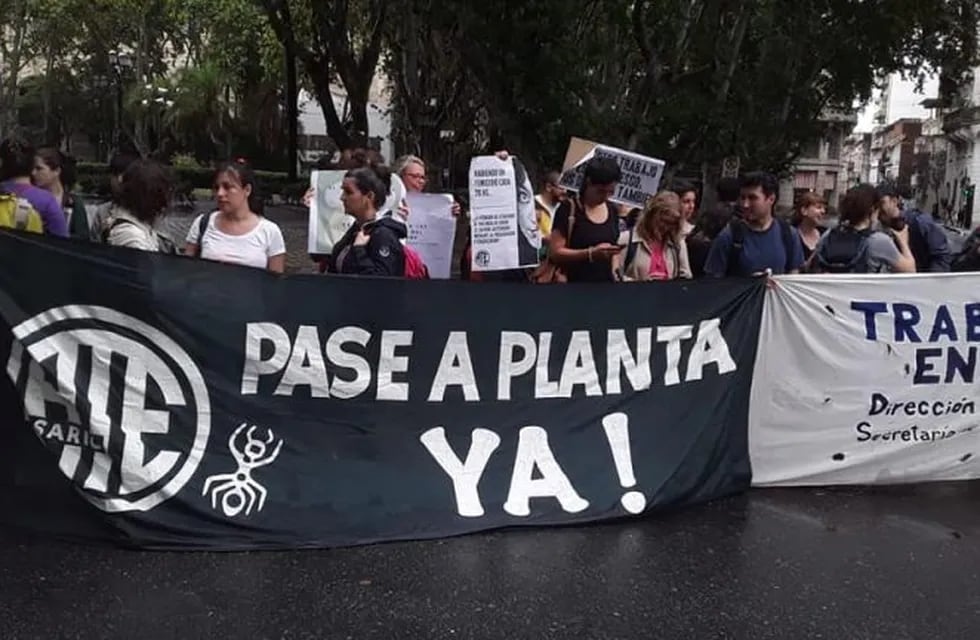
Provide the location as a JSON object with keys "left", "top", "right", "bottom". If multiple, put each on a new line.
{"left": 704, "top": 172, "right": 804, "bottom": 277}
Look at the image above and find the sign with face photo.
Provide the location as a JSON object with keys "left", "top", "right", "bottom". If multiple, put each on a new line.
{"left": 307, "top": 171, "right": 408, "bottom": 255}
{"left": 468, "top": 156, "right": 541, "bottom": 272}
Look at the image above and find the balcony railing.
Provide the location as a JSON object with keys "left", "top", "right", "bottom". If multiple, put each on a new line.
{"left": 943, "top": 106, "right": 980, "bottom": 133}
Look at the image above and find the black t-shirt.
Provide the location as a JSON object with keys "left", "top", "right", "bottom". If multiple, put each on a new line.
{"left": 552, "top": 199, "right": 618, "bottom": 282}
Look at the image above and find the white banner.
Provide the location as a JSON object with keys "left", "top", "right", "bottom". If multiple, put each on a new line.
{"left": 559, "top": 138, "right": 666, "bottom": 209}
{"left": 750, "top": 274, "right": 980, "bottom": 486}
{"left": 405, "top": 192, "right": 457, "bottom": 279}
{"left": 468, "top": 156, "right": 540, "bottom": 272}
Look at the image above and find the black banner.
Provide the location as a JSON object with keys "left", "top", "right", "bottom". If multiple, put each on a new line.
{"left": 0, "top": 231, "right": 764, "bottom": 550}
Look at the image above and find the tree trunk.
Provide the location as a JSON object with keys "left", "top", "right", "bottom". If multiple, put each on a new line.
{"left": 1, "top": 0, "right": 28, "bottom": 134}
{"left": 261, "top": 0, "right": 353, "bottom": 151}
{"left": 347, "top": 78, "right": 371, "bottom": 148}
{"left": 285, "top": 41, "right": 299, "bottom": 179}
{"left": 306, "top": 65, "right": 352, "bottom": 151}
{"left": 42, "top": 52, "right": 53, "bottom": 143}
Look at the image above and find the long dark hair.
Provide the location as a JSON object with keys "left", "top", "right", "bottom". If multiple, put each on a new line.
{"left": 36, "top": 147, "right": 79, "bottom": 190}
{"left": 344, "top": 165, "right": 392, "bottom": 210}
{"left": 214, "top": 159, "right": 263, "bottom": 215}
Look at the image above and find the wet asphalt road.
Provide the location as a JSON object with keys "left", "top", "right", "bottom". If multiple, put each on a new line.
{"left": 3, "top": 482, "right": 980, "bottom": 640}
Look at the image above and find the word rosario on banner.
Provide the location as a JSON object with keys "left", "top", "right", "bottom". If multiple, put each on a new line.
{"left": 421, "top": 412, "right": 648, "bottom": 518}
{"left": 240, "top": 319, "right": 738, "bottom": 403}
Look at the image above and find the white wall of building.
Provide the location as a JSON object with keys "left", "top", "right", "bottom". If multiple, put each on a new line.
{"left": 941, "top": 68, "right": 980, "bottom": 227}
{"left": 856, "top": 73, "right": 938, "bottom": 133}
{"left": 297, "top": 88, "right": 394, "bottom": 165}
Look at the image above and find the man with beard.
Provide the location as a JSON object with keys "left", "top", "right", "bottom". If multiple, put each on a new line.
{"left": 876, "top": 184, "right": 950, "bottom": 272}
{"left": 704, "top": 171, "right": 804, "bottom": 277}
{"left": 534, "top": 171, "right": 566, "bottom": 239}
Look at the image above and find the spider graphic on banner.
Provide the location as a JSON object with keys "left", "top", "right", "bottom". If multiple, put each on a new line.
{"left": 203, "top": 423, "right": 284, "bottom": 518}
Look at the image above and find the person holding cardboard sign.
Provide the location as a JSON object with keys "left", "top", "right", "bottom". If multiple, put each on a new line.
{"left": 544, "top": 157, "right": 623, "bottom": 283}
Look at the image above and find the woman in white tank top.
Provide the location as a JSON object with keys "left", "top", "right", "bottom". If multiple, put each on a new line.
{"left": 185, "top": 160, "right": 286, "bottom": 272}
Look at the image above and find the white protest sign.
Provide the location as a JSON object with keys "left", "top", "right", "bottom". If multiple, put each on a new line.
{"left": 468, "top": 156, "right": 540, "bottom": 272}
{"left": 307, "top": 170, "right": 351, "bottom": 255}
{"left": 749, "top": 274, "right": 980, "bottom": 487}
{"left": 559, "top": 137, "right": 666, "bottom": 209}
{"left": 307, "top": 171, "right": 408, "bottom": 254}
{"left": 406, "top": 192, "right": 457, "bottom": 279}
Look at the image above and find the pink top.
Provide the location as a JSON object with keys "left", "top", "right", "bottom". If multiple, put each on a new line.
{"left": 647, "top": 241, "right": 669, "bottom": 280}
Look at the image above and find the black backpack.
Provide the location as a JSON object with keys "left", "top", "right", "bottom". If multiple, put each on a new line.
{"left": 815, "top": 226, "right": 873, "bottom": 274}
{"left": 726, "top": 218, "right": 795, "bottom": 276}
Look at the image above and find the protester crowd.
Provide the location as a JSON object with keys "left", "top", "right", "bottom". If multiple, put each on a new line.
{"left": 1, "top": 132, "right": 972, "bottom": 280}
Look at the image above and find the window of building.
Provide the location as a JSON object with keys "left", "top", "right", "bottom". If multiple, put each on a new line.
{"left": 802, "top": 138, "right": 821, "bottom": 159}
{"left": 827, "top": 135, "right": 842, "bottom": 160}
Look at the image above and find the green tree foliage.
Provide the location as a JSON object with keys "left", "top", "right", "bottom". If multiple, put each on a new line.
{"left": 259, "top": 0, "right": 388, "bottom": 151}
{"left": 384, "top": 0, "right": 978, "bottom": 185}
{"left": 6, "top": 0, "right": 980, "bottom": 182}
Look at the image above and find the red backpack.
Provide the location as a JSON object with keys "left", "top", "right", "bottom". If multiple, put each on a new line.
{"left": 403, "top": 245, "right": 430, "bottom": 279}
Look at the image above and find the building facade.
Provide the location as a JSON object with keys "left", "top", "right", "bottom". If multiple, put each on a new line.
{"left": 941, "top": 69, "right": 980, "bottom": 228}
{"left": 871, "top": 73, "right": 938, "bottom": 128}
{"left": 871, "top": 118, "right": 923, "bottom": 192}
{"left": 842, "top": 132, "right": 873, "bottom": 187}
{"left": 781, "top": 109, "right": 856, "bottom": 209}
{"left": 297, "top": 76, "right": 394, "bottom": 171}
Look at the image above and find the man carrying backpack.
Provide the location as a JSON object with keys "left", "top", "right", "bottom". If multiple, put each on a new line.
{"left": 704, "top": 172, "right": 805, "bottom": 277}
{"left": 877, "top": 185, "right": 951, "bottom": 272}
{"left": 812, "top": 184, "right": 916, "bottom": 274}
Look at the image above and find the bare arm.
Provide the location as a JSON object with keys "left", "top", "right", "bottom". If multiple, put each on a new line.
{"left": 548, "top": 227, "right": 592, "bottom": 265}
{"left": 267, "top": 254, "right": 286, "bottom": 273}
{"left": 891, "top": 230, "right": 917, "bottom": 273}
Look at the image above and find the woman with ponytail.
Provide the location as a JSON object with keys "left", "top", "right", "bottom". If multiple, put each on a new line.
{"left": 326, "top": 165, "right": 407, "bottom": 277}
{"left": 185, "top": 160, "right": 286, "bottom": 272}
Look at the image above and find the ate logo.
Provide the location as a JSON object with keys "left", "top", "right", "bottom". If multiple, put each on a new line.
{"left": 6, "top": 305, "right": 211, "bottom": 512}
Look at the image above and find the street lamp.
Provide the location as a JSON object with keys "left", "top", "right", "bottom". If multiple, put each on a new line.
{"left": 108, "top": 50, "right": 133, "bottom": 153}
{"left": 439, "top": 129, "right": 456, "bottom": 188}
{"left": 140, "top": 83, "right": 176, "bottom": 155}
{"left": 90, "top": 75, "right": 111, "bottom": 158}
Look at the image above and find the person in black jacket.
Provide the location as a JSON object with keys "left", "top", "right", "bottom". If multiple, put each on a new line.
{"left": 326, "top": 166, "right": 406, "bottom": 277}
